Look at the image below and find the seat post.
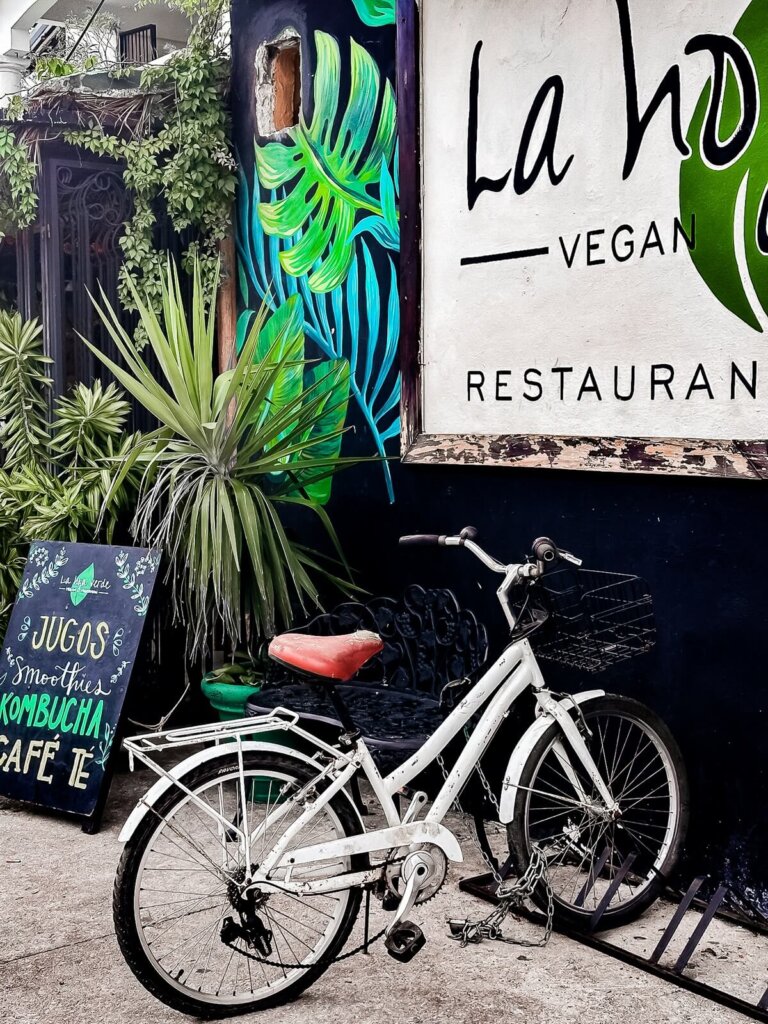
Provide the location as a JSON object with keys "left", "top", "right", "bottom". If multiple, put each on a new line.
{"left": 322, "top": 683, "right": 361, "bottom": 748}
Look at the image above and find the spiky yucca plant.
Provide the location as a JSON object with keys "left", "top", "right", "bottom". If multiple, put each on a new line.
{"left": 86, "top": 257, "right": 358, "bottom": 656}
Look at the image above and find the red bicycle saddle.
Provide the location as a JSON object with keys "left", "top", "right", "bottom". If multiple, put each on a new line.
{"left": 268, "top": 630, "right": 384, "bottom": 682}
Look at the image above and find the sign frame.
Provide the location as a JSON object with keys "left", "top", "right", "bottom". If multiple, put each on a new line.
{"left": 396, "top": 0, "right": 768, "bottom": 481}
{"left": 0, "top": 542, "right": 160, "bottom": 833}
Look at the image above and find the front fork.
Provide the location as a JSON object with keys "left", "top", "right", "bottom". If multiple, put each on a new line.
{"left": 535, "top": 690, "right": 619, "bottom": 816}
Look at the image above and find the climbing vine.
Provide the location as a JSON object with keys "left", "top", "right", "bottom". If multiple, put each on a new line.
{"left": 0, "top": 0, "right": 235, "bottom": 328}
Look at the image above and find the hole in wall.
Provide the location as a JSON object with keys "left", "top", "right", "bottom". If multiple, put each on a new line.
{"left": 255, "top": 30, "right": 301, "bottom": 136}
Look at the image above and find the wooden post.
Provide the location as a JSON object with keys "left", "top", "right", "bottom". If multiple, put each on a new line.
{"left": 217, "top": 226, "right": 237, "bottom": 374}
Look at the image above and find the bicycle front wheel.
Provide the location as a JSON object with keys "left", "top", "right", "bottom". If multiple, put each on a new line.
{"left": 508, "top": 694, "right": 688, "bottom": 929}
{"left": 114, "top": 750, "right": 363, "bottom": 1017}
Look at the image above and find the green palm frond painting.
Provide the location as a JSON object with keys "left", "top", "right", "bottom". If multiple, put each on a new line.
{"left": 679, "top": 0, "right": 768, "bottom": 332}
{"left": 255, "top": 31, "right": 398, "bottom": 293}
{"left": 350, "top": 0, "right": 396, "bottom": 27}
{"left": 236, "top": 294, "right": 351, "bottom": 505}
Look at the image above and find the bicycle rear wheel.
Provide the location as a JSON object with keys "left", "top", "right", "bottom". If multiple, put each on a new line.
{"left": 114, "top": 750, "right": 363, "bottom": 1017}
{"left": 507, "top": 694, "right": 688, "bottom": 929}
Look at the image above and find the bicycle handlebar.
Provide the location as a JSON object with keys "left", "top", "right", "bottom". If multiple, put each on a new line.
{"left": 398, "top": 527, "right": 582, "bottom": 574}
{"left": 398, "top": 534, "right": 445, "bottom": 547}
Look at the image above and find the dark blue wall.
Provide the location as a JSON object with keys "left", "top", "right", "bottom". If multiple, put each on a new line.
{"left": 232, "top": 0, "right": 768, "bottom": 903}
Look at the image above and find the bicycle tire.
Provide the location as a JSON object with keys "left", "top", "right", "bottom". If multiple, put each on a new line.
{"left": 114, "top": 750, "right": 364, "bottom": 1017}
{"left": 507, "top": 694, "right": 689, "bottom": 930}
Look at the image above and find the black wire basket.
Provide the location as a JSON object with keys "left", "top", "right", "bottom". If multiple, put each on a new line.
{"left": 527, "top": 567, "right": 656, "bottom": 673}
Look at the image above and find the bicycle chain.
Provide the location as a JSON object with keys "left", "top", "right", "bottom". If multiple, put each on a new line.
{"left": 221, "top": 921, "right": 388, "bottom": 972}
{"left": 438, "top": 735, "right": 555, "bottom": 949}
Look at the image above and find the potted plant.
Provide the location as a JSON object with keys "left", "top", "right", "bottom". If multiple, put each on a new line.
{"left": 201, "top": 650, "right": 269, "bottom": 721}
{"left": 86, "top": 256, "right": 359, "bottom": 674}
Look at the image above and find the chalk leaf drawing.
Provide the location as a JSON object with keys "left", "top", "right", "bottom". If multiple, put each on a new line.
{"left": 238, "top": 178, "right": 401, "bottom": 502}
{"left": 255, "top": 31, "right": 397, "bottom": 293}
{"left": 680, "top": 0, "right": 768, "bottom": 332}
{"left": 351, "top": 0, "right": 396, "bottom": 26}
{"left": 70, "top": 562, "right": 95, "bottom": 607}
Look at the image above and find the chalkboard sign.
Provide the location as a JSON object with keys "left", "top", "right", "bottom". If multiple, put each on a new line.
{"left": 0, "top": 542, "right": 160, "bottom": 822}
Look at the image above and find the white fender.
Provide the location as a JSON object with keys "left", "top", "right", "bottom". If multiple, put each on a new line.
{"left": 498, "top": 690, "right": 605, "bottom": 823}
{"left": 118, "top": 741, "right": 363, "bottom": 843}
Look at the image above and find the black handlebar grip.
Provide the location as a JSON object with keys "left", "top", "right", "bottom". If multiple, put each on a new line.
{"left": 398, "top": 534, "right": 444, "bottom": 547}
{"left": 532, "top": 536, "right": 559, "bottom": 563}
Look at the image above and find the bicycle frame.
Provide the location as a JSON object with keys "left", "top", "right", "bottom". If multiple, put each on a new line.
{"left": 245, "top": 636, "right": 617, "bottom": 894}
{"left": 122, "top": 639, "right": 616, "bottom": 907}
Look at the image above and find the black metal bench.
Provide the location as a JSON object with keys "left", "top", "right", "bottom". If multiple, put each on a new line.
{"left": 245, "top": 585, "right": 489, "bottom": 774}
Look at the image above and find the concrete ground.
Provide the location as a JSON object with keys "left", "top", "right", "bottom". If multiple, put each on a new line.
{"left": 1, "top": 763, "right": 763, "bottom": 1024}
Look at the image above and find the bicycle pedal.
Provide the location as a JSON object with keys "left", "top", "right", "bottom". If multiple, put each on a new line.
{"left": 385, "top": 921, "right": 426, "bottom": 963}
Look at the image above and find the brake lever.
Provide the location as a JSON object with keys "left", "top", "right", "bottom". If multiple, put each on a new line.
{"left": 559, "top": 549, "right": 583, "bottom": 567}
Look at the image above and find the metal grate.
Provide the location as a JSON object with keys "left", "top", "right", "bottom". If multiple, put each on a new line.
{"left": 119, "top": 24, "right": 157, "bottom": 65}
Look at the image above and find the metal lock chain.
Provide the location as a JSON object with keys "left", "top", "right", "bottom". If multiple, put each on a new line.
{"left": 438, "top": 735, "right": 555, "bottom": 950}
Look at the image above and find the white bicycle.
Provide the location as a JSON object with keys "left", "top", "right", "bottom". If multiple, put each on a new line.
{"left": 114, "top": 530, "right": 689, "bottom": 1017}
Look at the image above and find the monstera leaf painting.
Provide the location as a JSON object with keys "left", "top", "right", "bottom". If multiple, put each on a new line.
{"left": 680, "top": 0, "right": 768, "bottom": 332}
{"left": 239, "top": 176, "right": 402, "bottom": 502}
{"left": 350, "top": 0, "right": 396, "bottom": 26}
{"left": 255, "top": 31, "right": 397, "bottom": 293}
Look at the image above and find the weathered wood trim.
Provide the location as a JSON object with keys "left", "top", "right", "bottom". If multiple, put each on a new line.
{"left": 403, "top": 434, "right": 768, "bottom": 480}
{"left": 396, "top": 2, "right": 767, "bottom": 482}
{"left": 397, "top": 0, "right": 423, "bottom": 453}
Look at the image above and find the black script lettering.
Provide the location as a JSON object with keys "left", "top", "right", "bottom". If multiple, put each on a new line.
{"left": 467, "top": 42, "right": 511, "bottom": 210}
{"left": 685, "top": 34, "right": 759, "bottom": 167}
{"left": 513, "top": 77, "right": 574, "bottom": 195}
{"left": 758, "top": 189, "right": 768, "bottom": 256}
{"left": 616, "top": 0, "right": 690, "bottom": 179}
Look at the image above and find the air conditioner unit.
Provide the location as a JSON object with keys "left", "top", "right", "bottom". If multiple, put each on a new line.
{"left": 29, "top": 20, "right": 66, "bottom": 56}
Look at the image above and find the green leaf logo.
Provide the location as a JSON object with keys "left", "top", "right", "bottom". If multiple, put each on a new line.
{"left": 70, "top": 563, "right": 95, "bottom": 607}
{"left": 680, "top": 0, "right": 768, "bottom": 332}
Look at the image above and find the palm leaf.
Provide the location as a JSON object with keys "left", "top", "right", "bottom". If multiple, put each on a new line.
{"left": 238, "top": 174, "right": 400, "bottom": 502}
{"left": 87, "top": 256, "right": 359, "bottom": 656}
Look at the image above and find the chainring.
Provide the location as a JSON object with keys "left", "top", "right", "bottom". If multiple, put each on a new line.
{"left": 386, "top": 844, "right": 449, "bottom": 905}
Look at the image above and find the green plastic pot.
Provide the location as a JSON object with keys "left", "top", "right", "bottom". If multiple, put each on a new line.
{"left": 201, "top": 672, "right": 286, "bottom": 802}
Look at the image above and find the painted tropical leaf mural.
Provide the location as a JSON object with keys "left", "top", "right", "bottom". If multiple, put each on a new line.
{"left": 255, "top": 31, "right": 398, "bottom": 293}
{"left": 236, "top": 294, "right": 351, "bottom": 506}
{"left": 238, "top": 175, "right": 401, "bottom": 502}
{"left": 350, "top": 0, "right": 396, "bottom": 27}
{"left": 679, "top": 0, "right": 768, "bottom": 332}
